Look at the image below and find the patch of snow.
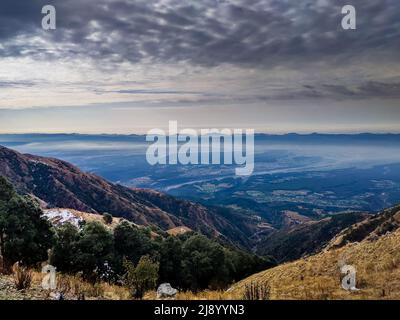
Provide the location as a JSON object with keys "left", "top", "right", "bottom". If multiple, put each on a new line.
{"left": 43, "top": 209, "right": 83, "bottom": 228}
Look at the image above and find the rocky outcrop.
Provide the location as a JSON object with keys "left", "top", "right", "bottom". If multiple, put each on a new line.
{"left": 157, "top": 283, "right": 178, "bottom": 299}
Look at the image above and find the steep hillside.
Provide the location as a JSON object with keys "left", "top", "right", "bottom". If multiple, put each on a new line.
{"left": 0, "top": 145, "right": 251, "bottom": 246}
{"left": 327, "top": 205, "right": 400, "bottom": 249}
{"left": 257, "top": 212, "right": 368, "bottom": 263}
{"left": 230, "top": 206, "right": 400, "bottom": 299}
{"left": 133, "top": 189, "right": 257, "bottom": 246}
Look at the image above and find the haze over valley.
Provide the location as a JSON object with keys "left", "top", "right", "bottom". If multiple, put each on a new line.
{"left": 2, "top": 133, "right": 400, "bottom": 232}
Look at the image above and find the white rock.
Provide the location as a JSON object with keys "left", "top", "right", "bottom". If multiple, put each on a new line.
{"left": 157, "top": 283, "right": 178, "bottom": 299}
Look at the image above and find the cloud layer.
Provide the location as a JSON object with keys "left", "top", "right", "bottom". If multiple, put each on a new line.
{"left": 2, "top": 0, "right": 399, "bottom": 67}
{"left": 0, "top": 0, "right": 399, "bottom": 132}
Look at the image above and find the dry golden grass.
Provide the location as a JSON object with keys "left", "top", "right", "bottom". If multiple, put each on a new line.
{"left": 79, "top": 209, "right": 159, "bottom": 239}
{"left": 31, "top": 271, "right": 130, "bottom": 300}
{"left": 44, "top": 208, "right": 123, "bottom": 229}
{"left": 44, "top": 208, "right": 159, "bottom": 238}
{"left": 229, "top": 228, "right": 400, "bottom": 300}
{"left": 176, "top": 290, "right": 237, "bottom": 300}
{"left": 13, "top": 263, "right": 33, "bottom": 290}
{"left": 167, "top": 226, "right": 192, "bottom": 236}
{"left": 74, "top": 210, "right": 123, "bottom": 228}
{"left": 144, "top": 290, "right": 237, "bottom": 300}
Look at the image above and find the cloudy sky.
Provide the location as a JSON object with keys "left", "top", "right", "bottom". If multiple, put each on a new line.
{"left": 0, "top": 0, "right": 399, "bottom": 133}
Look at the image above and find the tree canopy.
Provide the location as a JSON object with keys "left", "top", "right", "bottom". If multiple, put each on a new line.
{"left": 0, "top": 175, "right": 275, "bottom": 290}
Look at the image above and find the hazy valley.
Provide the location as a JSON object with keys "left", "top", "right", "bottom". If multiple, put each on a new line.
{"left": 1, "top": 134, "right": 400, "bottom": 300}
{"left": 2, "top": 133, "right": 400, "bottom": 231}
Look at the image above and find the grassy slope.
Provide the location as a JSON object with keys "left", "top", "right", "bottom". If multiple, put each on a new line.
{"left": 230, "top": 228, "right": 400, "bottom": 299}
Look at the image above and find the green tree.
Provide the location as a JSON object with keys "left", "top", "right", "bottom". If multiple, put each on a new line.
{"left": 181, "top": 234, "right": 228, "bottom": 291}
{"left": 114, "top": 221, "right": 154, "bottom": 264}
{"left": 0, "top": 177, "right": 54, "bottom": 268}
{"left": 225, "top": 249, "right": 275, "bottom": 282}
{"left": 158, "top": 236, "right": 183, "bottom": 288}
{"left": 74, "top": 221, "right": 114, "bottom": 280}
{"left": 51, "top": 223, "right": 80, "bottom": 272}
{"left": 123, "top": 255, "right": 159, "bottom": 299}
{"left": 0, "top": 176, "right": 16, "bottom": 202}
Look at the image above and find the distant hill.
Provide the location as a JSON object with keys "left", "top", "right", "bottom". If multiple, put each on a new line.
{"left": 0, "top": 145, "right": 253, "bottom": 247}
{"left": 254, "top": 133, "right": 400, "bottom": 146}
{"left": 2, "top": 132, "right": 400, "bottom": 145}
{"left": 230, "top": 205, "right": 400, "bottom": 299}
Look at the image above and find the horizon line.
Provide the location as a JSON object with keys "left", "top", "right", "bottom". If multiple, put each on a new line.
{"left": 1, "top": 132, "right": 400, "bottom": 136}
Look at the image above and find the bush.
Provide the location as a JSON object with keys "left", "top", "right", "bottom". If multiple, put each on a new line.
{"left": 103, "top": 213, "right": 113, "bottom": 225}
{"left": 123, "top": 255, "right": 159, "bottom": 299}
{"left": 243, "top": 281, "right": 270, "bottom": 300}
{"left": 113, "top": 220, "right": 156, "bottom": 274}
{"left": 13, "top": 262, "right": 33, "bottom": 290}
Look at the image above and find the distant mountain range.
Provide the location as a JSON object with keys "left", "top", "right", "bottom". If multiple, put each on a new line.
{"left": 0, "top": 145, "right": 255, "bottom": 247}
{"left": 1, "top": 132, "right": 400, "bottom": 145}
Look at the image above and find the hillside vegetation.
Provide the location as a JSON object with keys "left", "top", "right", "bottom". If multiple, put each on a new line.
{"left": 257, "top": 212, "right": 368, "bottom": 263}
{"left": 2, "top": 145, "right": 400, "bottom": 300}
{"left": 230, "top": 207, "right": 400, "bottom": 300}
{"left": 0, "top": 175, "right": 274, "bottom": 299}
{"left": 0, "top": 145, "right": 255, "bottom": 247}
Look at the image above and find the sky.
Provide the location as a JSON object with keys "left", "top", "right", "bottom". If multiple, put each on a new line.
{"left": 0, "top": 0, "right": 399, "bottom": 134}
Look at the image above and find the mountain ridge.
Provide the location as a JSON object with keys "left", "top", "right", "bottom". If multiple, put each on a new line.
{"left": 0, "top": 145, "right": 252, "bottom": 247}
{"left": 256, "top": 212, "right": 369, "bottom": 263}
{"left": 229, "top": 204, "right": 400, "bottom": 299}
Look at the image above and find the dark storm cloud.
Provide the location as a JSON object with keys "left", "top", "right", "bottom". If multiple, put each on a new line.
{"left": 1, "top": 0, "right": 399, "bottom": 67}
{"left": 0, "top": 0, "right": 41, "bottom": 39}
{"left": 1, "top": 0, "right": 400, "bottom": 103}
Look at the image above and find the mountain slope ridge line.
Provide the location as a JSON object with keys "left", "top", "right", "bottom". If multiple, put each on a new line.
{"left": 0, "top": 145, "right": 251, "bottom": 247}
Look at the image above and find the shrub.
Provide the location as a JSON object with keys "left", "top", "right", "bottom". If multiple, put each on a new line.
{"left": 113, "top": 220, "right": 155, "bottom": 275}
{"left": 13, "top": 263, "right": 33, "bottom": 290}
{"left": 243, "top": 281, "right": 270, "bottom": 300}
{"left": 103, "top": 213, "right": 113, "bottom": 225}
{"left": 123, "top": 255, "right": 159, "bottom": 299}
